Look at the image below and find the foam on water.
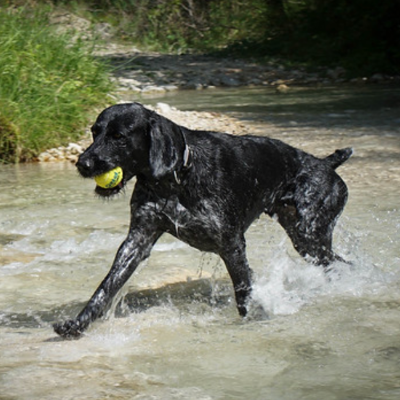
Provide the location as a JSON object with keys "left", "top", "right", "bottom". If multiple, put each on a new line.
{"left": 1, "top": 202, "right": 398, "bottom": 320}
{"left": 247, "top": 212, "right": 399, "bottom": 318}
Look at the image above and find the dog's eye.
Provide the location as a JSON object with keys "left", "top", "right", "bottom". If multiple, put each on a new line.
{"left": 112, "top": 132, "right": 123, "bottom": 140}
{"left": 91, "top": 127, "right": 99, "bottom": 139}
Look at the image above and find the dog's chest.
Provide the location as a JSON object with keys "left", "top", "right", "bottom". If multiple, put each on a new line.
{"left": 160, "top": 195, "right": 225, "bottom": 252}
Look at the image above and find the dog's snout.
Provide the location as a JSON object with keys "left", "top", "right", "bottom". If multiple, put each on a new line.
{"left": 76, "top": 155, "right": 94, "bottom": 176}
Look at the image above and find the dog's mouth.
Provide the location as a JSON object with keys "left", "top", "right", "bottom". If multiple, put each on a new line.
{"left": 76, "top": 158, "right": 135, "bottom": 198}
{"left": 94, "top": 177, "right": 126, "bottom": 197}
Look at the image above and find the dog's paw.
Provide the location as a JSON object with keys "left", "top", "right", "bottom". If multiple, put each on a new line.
{"left": 245, "top": 301, "right": 270, "bottom": 321}
{"left": 53, "top": 319, "right": 84, "bottom": 339}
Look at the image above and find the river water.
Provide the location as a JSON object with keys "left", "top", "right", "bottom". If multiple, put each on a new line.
{"left": 1, "top": 85, "right": 399, "bottom": 399}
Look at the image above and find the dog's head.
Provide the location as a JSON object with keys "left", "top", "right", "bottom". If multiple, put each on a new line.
{"left": 76, "top": 103, "right": 187, "bottom": 197}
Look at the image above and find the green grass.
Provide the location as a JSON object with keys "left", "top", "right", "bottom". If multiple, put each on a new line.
{"left": 0, "top": 6, "right": 113, "bottom": 163}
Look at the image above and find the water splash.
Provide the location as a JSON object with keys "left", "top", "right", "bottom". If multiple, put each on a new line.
{"left": 247, "top": 214, "right": 399, "bottom": 318}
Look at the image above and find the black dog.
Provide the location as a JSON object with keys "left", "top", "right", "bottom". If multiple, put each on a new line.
{"left": 54, "top": 102, "right": 352, "bottom": 338}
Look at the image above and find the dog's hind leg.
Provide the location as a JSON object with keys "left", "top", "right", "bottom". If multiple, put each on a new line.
{"left": 274, "top": 170, "right": 348, "bottom": 268}
{"left": 275, "top": 204, "right": 337, "bottom": 267}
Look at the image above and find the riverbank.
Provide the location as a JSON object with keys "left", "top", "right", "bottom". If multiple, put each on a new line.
{"left": 38, "top": 11, "right": 400, "bottom": 163}
{"left": 37, "top": 102, "right": 252, "bottom": 163}
{"left": 96, "top": 45, "right": 400, "bottom": 95}
{"left": 38, "top": 49, "right": 400, "bottom": 163}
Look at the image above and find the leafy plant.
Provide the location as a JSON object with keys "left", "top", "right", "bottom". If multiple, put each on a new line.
{"left": 0, "top": 6, "right": 112, "bottom": 162}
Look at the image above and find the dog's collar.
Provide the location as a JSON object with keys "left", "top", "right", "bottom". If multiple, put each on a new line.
{"left": 183, "top": 143, "right": 190, "bottom": 168}
{"left": 174, "top": 130, "right": 192, "bottom": 185}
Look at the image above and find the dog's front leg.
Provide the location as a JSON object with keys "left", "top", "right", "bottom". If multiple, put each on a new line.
{"left": 220, "top": 239, "right": 253, "bottom": 317}
{"left": 53, "top": 228, "right": 161, "bottom": 339}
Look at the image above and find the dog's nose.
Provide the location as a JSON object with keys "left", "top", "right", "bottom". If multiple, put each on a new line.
{"left": 76, "top": 155, "right": 94, "bottom": 176}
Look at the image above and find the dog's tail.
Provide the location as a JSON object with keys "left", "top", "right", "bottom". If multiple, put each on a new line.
{"left": 324, "top": 147, "right": 353, "bottom": 169}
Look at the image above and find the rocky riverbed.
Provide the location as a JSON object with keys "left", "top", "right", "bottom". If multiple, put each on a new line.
{"left": 94, "top": 42, "right": 399, "bottom": 96}
{"left": 37, "top": 102, "right": 252, "bottom": 163}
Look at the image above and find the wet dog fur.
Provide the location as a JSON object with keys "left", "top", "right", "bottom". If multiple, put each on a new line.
{"left": 54, "top": 102, "right": 352, "bottom": 338}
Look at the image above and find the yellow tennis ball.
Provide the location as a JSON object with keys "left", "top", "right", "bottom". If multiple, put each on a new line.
{"left": 94, "top": 167, "right": 123, "bottom": 189}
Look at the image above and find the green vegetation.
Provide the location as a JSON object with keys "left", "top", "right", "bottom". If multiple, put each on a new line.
{"left": 1, "top": 0, "right": 398, "bottom": 163}
{"left": 0, "top": 6, "right": 112, "bottom": 163}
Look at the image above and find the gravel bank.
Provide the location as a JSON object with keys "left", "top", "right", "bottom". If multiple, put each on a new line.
{"left": 38, "top": 102, "right": 251, "bottom": 163}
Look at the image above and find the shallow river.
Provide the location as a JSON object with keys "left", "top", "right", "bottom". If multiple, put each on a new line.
{"left": 1, "top": 85, "right": 399, "bottom": 399}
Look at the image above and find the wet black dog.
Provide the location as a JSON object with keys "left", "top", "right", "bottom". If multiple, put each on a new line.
{"left": 54, "top": 102, "right": 352, "bottom": 338}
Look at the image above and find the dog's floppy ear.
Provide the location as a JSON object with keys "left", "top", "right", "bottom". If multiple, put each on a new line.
{"left": 148, "top": 115, "right": 184, "bottom": 180}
